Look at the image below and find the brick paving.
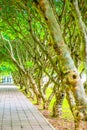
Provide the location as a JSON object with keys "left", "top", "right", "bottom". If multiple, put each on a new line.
{"left": 0, "top": 85, "right": 55, "bottom": 130}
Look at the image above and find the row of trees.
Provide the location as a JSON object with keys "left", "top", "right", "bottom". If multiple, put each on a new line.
{"left": 0, "top": 0, "right": 87, "bottom": 129}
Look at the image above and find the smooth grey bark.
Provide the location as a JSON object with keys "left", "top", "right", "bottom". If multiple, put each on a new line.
{"left": 38, "top": 0, "right": 87, "bottom": 129}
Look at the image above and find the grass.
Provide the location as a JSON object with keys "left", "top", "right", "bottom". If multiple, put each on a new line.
{"left": 62, "top": 98, "right": 73, "bottom": 120}
{"left": 19, "top": 86, "right": 73, "bottom": 120}
{"left": 46, "top": 88, "right": 73, "bottom": 120}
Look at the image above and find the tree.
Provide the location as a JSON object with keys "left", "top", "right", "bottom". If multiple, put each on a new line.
{"left": 33, "top": 0, "right": 87, "bottom": 129}
{"left": 0, "top": 0, "right": 87, "bottom": 129}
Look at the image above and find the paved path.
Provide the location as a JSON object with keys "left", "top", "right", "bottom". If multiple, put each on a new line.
{"left": 0, "top": 85, "right": 55, "bottom": 130}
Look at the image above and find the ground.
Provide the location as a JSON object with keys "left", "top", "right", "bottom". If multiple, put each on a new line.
{"left": 35, "top": 105, "right": 87, "bottom": 130}
{"left": 21, "top": 89, "right": 87, "bottom": 130}
{"left": 37, "top": 107, "right": 75, "bottom": 130}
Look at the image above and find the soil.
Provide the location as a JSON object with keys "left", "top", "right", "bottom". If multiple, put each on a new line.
{"left": 40, "top": 109, "right": 75, "bottom": 130}
{"left": 35, "top": 105, "right": 87, "bottom": 130}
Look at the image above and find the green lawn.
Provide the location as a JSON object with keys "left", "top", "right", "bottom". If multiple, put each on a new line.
{"left": 19, "top": 86, "right": 73, "bottom": 120}
{"left": 46, "top": 88, "right": 73, "bottom": 120}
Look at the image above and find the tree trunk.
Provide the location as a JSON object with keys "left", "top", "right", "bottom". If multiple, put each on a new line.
{"left": 52, "top": 90, "right": 65, "bottom": 117}
{"left": 38, "top": 0, "right": 87, "bottom": 129}
{"left": 27, "top": 74, "right": 42, "bottom": 105}
{"left": 37, "top": 73, "right": 46, "bottom": 109}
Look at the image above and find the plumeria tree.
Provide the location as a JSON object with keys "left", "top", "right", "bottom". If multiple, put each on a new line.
{"left": 0, "top": 0, "right": 87, "bottom": 129}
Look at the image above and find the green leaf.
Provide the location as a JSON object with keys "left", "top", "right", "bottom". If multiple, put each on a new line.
{"left": 25, "top": 61, "right": 34, "bottom": 68}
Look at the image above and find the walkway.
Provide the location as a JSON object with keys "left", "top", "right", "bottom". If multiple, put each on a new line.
{"left": 0, "top": 85, "right": 55, "bottom": 130}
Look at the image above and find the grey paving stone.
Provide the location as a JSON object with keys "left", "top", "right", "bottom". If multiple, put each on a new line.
{"left": 1, "top": 126, "right": 12, "bottom": 130}
{"left": 0, "top": 85, "right": 55, "bottom": 130}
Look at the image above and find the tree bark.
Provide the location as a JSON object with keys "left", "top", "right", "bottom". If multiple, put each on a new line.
{"left": 38, "top": 0, "right": 87, "bottom": 129}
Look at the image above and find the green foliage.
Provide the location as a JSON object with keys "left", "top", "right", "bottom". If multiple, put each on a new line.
{"left": 0, "top": 62, "right": 16, "bottom": 75}
{"left": 25, "top": 61, "right": 34, "bottom": 68}
{"left": 54, "top": 0, "right": 64, "bottom": 16}
{"left": 0, "top": 0, "right": 86, "bottom": 122}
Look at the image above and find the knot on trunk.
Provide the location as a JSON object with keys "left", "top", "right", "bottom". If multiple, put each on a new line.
{"left": 64, "top": 71, "right": 80, "bottom": 87}
{"left": 39, "top": 0, "right": 46, "bottom": 13}
{"left": 67, "top": 71, "right": 80, "bottom": 86}
{"left": 74, "top": 110, "right": 84, "bottom": 120}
